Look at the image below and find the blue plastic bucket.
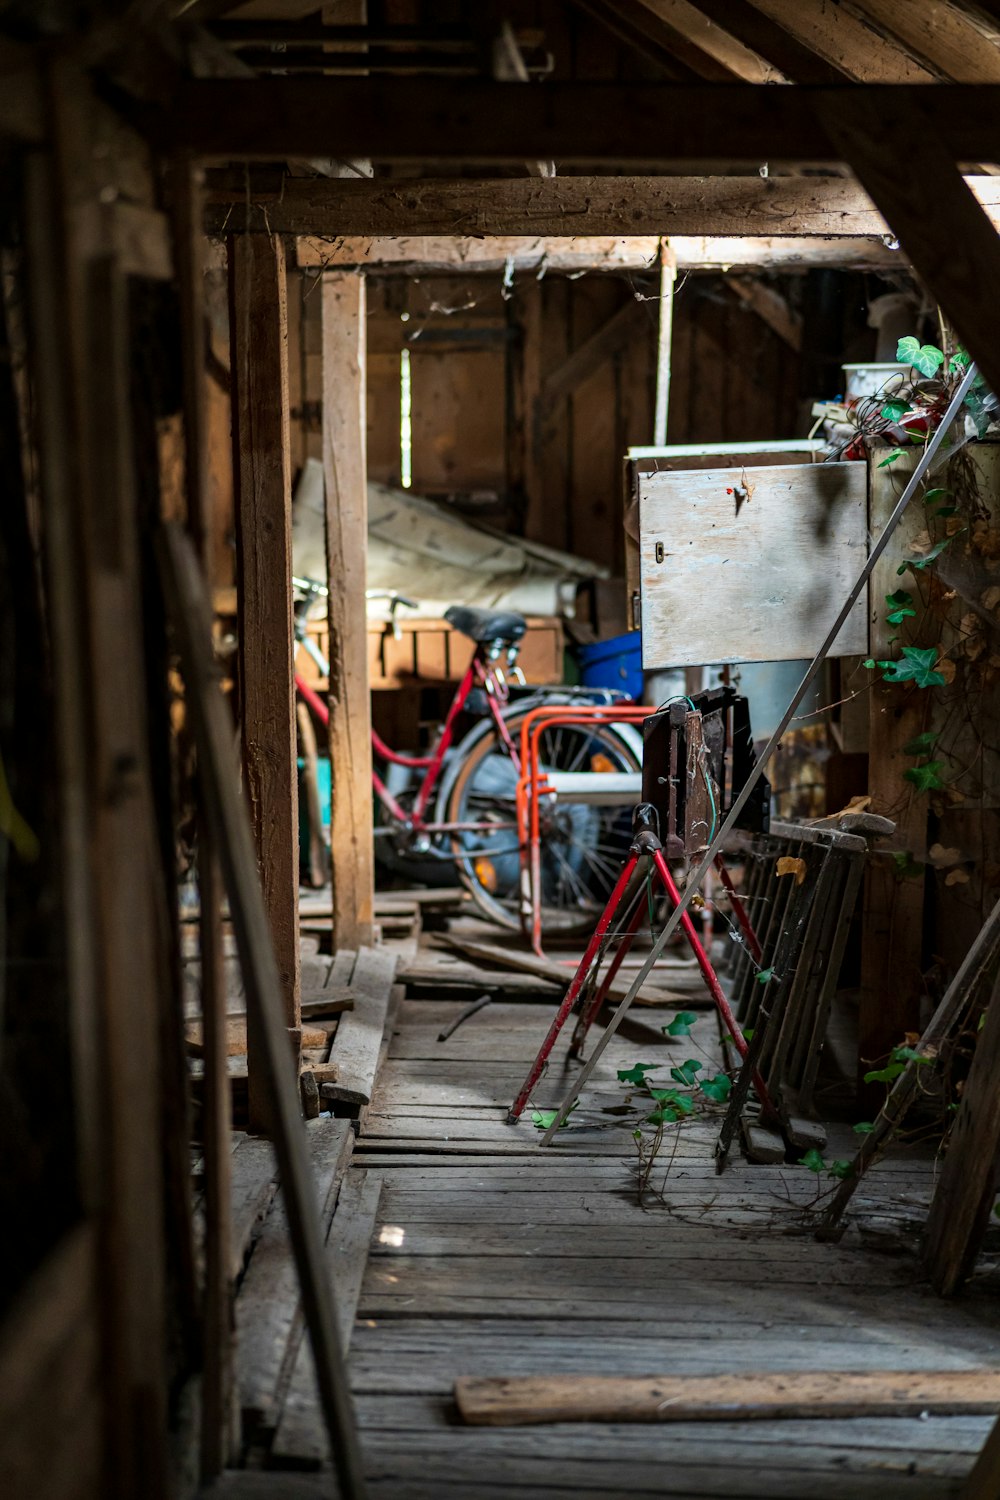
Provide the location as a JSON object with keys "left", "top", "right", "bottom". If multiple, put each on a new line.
{"left": 576, "top": 632, "right": 643, "bottom": 701}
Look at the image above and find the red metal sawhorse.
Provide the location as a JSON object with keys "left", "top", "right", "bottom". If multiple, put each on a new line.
{"left": 507, "top": 803, "right": 774, "bottom": 1124}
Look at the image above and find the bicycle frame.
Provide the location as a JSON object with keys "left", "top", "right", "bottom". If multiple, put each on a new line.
{"left": 295, "top": 648, "right": 520, "bottom": 838}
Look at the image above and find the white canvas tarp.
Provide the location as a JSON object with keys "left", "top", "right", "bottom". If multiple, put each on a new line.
{"left": 291, "top": 458, "right": 604, "bottom": 619}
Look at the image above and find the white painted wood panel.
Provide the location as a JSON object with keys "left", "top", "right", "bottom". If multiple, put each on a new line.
{"left": 637, "top": 461, "right": 868, "bottom": 667}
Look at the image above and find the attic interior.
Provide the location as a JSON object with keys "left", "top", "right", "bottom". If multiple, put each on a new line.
{"left": 10, "top": 3, "right": 1000, "bottom": 1499}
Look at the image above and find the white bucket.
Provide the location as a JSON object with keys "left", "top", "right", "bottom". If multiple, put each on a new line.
{"left": 841, "top": 362, "right": 908, "bottom": 401}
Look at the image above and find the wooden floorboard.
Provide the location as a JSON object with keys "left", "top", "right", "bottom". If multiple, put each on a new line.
{"left": 254, "top": 979, "right": 1000, "bottom": 1493}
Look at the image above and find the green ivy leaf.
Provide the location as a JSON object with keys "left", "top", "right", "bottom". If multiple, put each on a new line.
{"left": 649, "top": 1087, "right": 694, "bottom": 1114}
{"left": 878, "top": 449, "right": 906, "bottom": 468}
{"left": 800, "top": 1148, "right": 827, "bottom": 1174}
{"left": 881, "top": 399, "right": 910, "bottom": 422}
{"left": 756, "top": 967, "right": 775, "bottom": 985}
{"left": 700, "top": 1072, "right": 733, "bottom": 1103}
{"left": 897, "top": 336, "right": 945, "bottom": 379}
{"left": 903, "top": 760, "right": 947, "bottom": 793}
{"left": 647, "top": 1105, "right": 681, "bottom": 1126}
{"left": 897, "top": 535, "right": 959, "bottom": 575}
{"left": 881, "top": 647, "right": 946, "bottom": 689}
{"left": 903, "top": 731, "right": 938, "bottom": 755}
{"left": 932, "top": 506, "right": 958, "bottom": 518}
{"left": 890, "top": 1045, "right": 932, "bottom": 1065}
{"left": 670, "top": 1059, "right": 703, "bottom": 1086}
{"left": 828, "top": 1159, "right": 853, "bottom": 1180}
{"left": 530, "top": 1103, "right": 578, "bottom": 1130}
{"left": 617, "top": 1063, "right": 659, "bottom": 1085}
{"left": 663, "top": 1011, "right": 698, "bottom": 1038}
{"left": 863, "top": 1062, "right": 906, "bottom": 1084}
{"left": 964, "top": 391, "right": 993, "bottom": 439}
{"left": 892, "top": 851, "right": 925, "bottom": 881}
{"left": 852, "top": 1121, "right": 875, "bottom": 1135}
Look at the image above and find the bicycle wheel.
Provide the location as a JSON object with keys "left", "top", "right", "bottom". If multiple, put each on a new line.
{"left": 438, "top": 709, "right": 640, "bottom": 937}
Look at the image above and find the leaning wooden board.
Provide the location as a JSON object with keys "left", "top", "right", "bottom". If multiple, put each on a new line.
{"left": 455, "top": 1370, "right": 1000, "bottom": 1426}
{"left": 321, "top": 945, "right": 398, "bottom": 1106}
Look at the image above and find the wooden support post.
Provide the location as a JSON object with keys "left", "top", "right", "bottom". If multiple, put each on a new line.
{"left": 321, "top": 271, "right": 375, "bottom": 950}
{"left": 170, "top": 158, "right": 234, "bottom": 1475}
{"left": 653, "top": 240, "right": 676, "bottom": 446}
{"left": 228, "top": 233, "right": 301, "bottom": 1130}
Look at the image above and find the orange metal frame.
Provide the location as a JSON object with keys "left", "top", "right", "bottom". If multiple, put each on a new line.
{"left": 513, "top": 704, "right": 650, "bottom": 955}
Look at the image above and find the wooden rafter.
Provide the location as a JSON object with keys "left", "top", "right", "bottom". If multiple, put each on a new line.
{"left": 736, "top": 0, "right": 937, "bottom": 82}
{"left": 679, "top": 0, "right": 848, "bottom": 81}
{"left": 205, "top": 171, "right": 1000, "bottom": 240}
{"left": 816, "top": 88, "right": 1000, "bottom": 400}
{"left": 141, "top": 79, "right": 1000, "bottom": 162}
{"left": 843, "top": 0, "right": 1000, "bottom": 83}
{"left": 571, "top": 0, "right": 783, "bottom": 82}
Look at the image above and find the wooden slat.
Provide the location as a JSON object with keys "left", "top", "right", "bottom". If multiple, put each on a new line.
{"left": 228, "top": 232, "right": 301, "bottom": 1130}
{"left": 236, "top": 1118, "right": 354, "bottom": 1435}
{"left": 205, "top": 173, "right": 1000, "bottom": 240}
{"left": 228, "top": 1136, "right": 278, "bottom": 1281}
{"left": 322, "top": 270, "right": 375, "bottom": 949}
{"left": 540, "top": 295, "right": 642, "bottom": 418}
{"left": 573, "top": 0, "right": 783, "bottom": 81}
{"left": 324, "top": 945, "right": 399, "bottom": 1105}
{"left": 673, "top": 0, "right": 848, "bottom": 81}
{"left": 272, "top": 1170, "right": 384, "bottom": 1465}
{"left": 455, "top": 1370, "right": 1000, "bottom": 1426}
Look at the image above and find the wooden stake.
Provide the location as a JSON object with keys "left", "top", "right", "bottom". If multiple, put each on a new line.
{"left": 653, "top": 239, "right": 676, "bottom": 446}
{"left": 321, "top": 271, "right": 375, "bottom": 950}
{"left": 228, "top": 233, "right": 301, "bottom": 1129}
{"left": 159, "top": 521, "right": 368, "bottom": 1500}
{"left": 169, "top": 156, "right": 234, "bottom": 1476}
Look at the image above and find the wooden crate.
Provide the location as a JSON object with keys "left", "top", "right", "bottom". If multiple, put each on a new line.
{"left": 296, "top": 615, "right": 565, "bottom": 691}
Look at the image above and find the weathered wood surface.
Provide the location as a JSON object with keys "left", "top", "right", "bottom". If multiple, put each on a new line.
{"left": 637, "top": 461, "right": 869, "bottom": 668}
{"left": 322, "top": 271, "right": 375, "bottom": 950}
{"left": 297, "top": 232, "right": 902, "bottom": 274}
{"left": 455, "top": 1371, "right": 1000, "bottom": 1426}
{"left": 235, "top": 1118, "right": 353, "bottom": 1437}
{"left": 228, "top": 232, "right": 301, "bottom": 1128}
{"left": 271, "top": 1169, "right": 384, "bottom": 1466}
{"left": 201, "top": 174, "right": 1000, "bottom": 240}
{"left": 323, "top": 946, "right": 399, "bottom": 1105}
{"left": 256, "top": 937, "right": 1000, "bottom": 1492}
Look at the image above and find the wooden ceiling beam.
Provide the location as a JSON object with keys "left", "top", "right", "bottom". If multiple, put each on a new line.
{"left": 816, "top": 89, "right": 1000, "bottom": 399}
{"left": 843, "top": 0, "right": 1000, "bottom": 82}
{"left": 741, "top": 0, "right": 938, "bottom": 82}
{"left": 571, "top": 0, "right": 783, "bottom": 82}
{"left": 681, "top": 0, "right": 848, "bottom": 82}
{"left": 204, "top": 171, "right": 1000, "bottom": 239}
{"left": 136, "top": 79, "right": 1000, "bottom": 163}
{"left": 292, "top": 234, "right": 903, "bottom": 274}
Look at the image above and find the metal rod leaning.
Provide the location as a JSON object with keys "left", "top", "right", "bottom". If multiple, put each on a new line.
{"left": 816, "top": 892, "right": 1000, "bottom": 1239}
{"left": 538, "top": 359, "right": 980, "bottom": 1147}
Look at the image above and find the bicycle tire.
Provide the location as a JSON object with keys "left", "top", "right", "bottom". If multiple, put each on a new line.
{"left": 437, "top": 705, "right": 641, "bottom": 938}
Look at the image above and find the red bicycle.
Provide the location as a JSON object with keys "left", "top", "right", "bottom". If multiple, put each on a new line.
{"left": 292, "top": 580, "right": 643, "bottom": 938}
